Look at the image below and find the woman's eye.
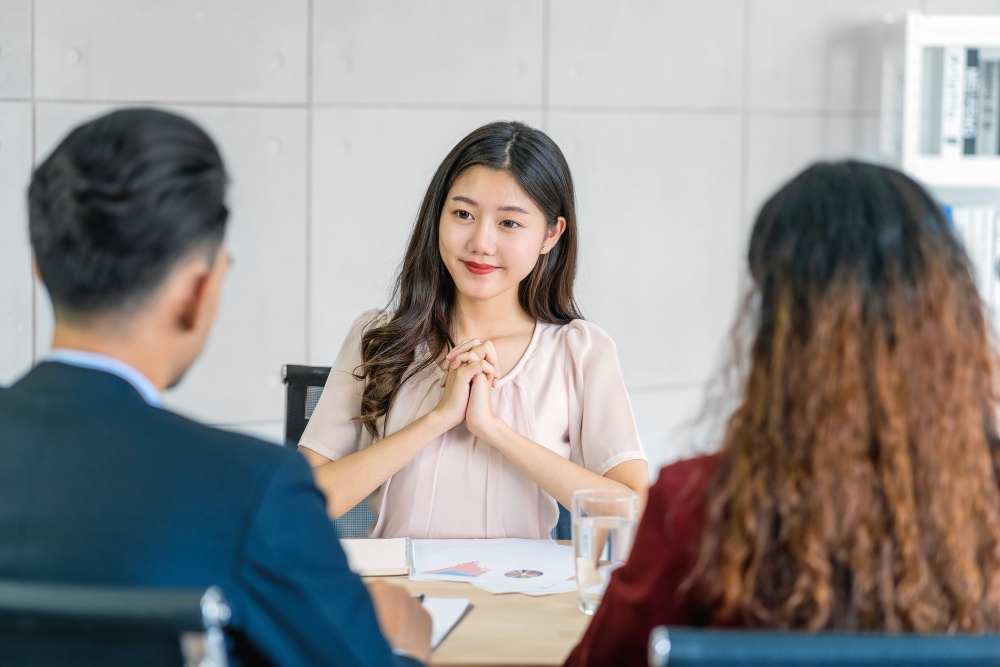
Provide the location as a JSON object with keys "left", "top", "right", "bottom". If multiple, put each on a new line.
{"left": 455, "top": 210, "right": 473, "bottom": 220}
{"left": 500, "top": 219, "right": 521, "bottom": 229}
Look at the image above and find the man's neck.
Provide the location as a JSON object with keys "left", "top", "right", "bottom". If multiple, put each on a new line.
{"left": 50, "top": 321, "right": 170, "bottom": 393}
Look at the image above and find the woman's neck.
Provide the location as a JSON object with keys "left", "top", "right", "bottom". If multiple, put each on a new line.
{"left": 452, "top": 289, "right": 535, "bottom": 343}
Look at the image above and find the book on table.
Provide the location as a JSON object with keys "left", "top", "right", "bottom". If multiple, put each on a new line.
{"left": 340, "top": 537, "right": 412, "bottom": 576}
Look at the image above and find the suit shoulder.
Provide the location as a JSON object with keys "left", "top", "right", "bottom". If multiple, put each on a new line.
{"left": 150, "top": 408, "right": 296, "bottom": 466}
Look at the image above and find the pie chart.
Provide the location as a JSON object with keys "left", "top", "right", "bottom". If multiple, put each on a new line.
{"left": 505, "top": 569, "right": 543, "bottom": 578}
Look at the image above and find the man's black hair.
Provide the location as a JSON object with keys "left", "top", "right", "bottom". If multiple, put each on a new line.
{"left": 29, "top": 107, "right": 229, "bottom": 319}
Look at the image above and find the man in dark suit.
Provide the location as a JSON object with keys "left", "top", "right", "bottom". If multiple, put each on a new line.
{"left": 0, "top": 108, "right": 431, "bottom": 666}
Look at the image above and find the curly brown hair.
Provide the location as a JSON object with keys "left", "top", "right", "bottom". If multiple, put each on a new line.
{"left": 688, "top": 161, "right": 1000, "bottom": 633}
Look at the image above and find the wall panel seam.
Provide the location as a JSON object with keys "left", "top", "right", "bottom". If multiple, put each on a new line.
{"left": 32, "top": 98, "right": 309, "bottom": 109}
{"left": 305, "top": 0, "right": 314, "bottom": 363}
{"left": 541, "top": 0, "right": 551, "bottom": 130}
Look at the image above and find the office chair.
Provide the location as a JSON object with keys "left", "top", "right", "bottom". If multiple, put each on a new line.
{"left": 282, "top": 364, "right": 573, "bottom": 539}
{"left": 0, "top": 580, "right": 230, "bottom": 667}
{"left": 283, "top": 364, "right": 377, "bottom": 539}
{"left": 647, "top": 626, "right": 1000, "bottom": 667}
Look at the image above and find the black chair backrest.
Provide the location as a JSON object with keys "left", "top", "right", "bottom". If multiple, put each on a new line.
{"left": 282, "top": 364, "right": 333, "bottom": 446}
{"left": 0, "top": 580, "right": 230, "bottom": 667}
{"left": 648, "top": 626, "right": 1000, "bottom": 667}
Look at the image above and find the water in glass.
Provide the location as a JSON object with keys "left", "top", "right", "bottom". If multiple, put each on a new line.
{"left": 573, "top": 514, "right": 637, "bottom": 614}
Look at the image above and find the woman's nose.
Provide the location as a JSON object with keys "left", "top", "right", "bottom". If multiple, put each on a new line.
{"left": 468, "top": 220, "right": 496, "bottom": 254}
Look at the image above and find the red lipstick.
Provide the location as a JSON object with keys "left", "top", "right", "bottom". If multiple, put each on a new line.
{"left": 463, "top": 261, "right": 499, "bottom": 275}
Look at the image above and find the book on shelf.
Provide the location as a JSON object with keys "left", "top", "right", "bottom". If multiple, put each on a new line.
{"left": 963, "top": 49, "right": 980, "bottom": 155}
{"left": 942, "top": 46, "right": 967, "bottom": 158}
{"left": 938, "top": 47, "right": 1000, "bottom": 157}
{"left": 978, "top": 59, "right": 1000, "bottom": 155}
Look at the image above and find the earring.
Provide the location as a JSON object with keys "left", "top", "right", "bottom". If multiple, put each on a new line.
{"left": 542, "top": 246, "right": 548, "bottom": 252}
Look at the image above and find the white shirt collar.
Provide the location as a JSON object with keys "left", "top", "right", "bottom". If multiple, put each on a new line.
{"left": 44, "top": 349, "right": 163, "bottom": 407}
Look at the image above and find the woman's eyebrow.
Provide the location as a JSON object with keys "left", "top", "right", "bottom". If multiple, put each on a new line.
{"left": 499, "top": 205, "right": 530, "bottom": 214}
{"left": 452, "top": 195, "right": 478, "bottom": 206}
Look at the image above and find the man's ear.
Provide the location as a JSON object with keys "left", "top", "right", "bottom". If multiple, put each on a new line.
{"left": 170, "top": 260, "right": 213, "bottom": 333}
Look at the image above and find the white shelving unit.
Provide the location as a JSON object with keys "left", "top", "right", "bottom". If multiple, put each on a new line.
{"left": 881, "top": 12, "right": 1000, "bottom": 188}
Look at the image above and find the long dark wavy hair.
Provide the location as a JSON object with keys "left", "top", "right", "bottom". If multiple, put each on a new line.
{"left": 355, "top": 121, "right": 582, "bottom": 438}
{"left": 687, "top": 160, "right": 1000, "bottom": 632}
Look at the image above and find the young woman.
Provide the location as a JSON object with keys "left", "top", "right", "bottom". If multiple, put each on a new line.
{"left": 566, "top": 160, "right": 1000, "bottom": 665}
{"left": 299, "top": 121, "right": 649, "bottom": 539}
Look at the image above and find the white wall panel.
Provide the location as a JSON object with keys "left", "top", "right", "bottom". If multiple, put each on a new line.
{"left": 309, "top": 107, "right": 542, "bottom": 365}
{"left": 925, "top": 0, "right": 1000, "bottom": 12}
{"left": 33, "top": 103, "right": 307, "bottom": 426}
{"left": 745, "top": 114, "right": 881, "bottom": 225}
{"left": 313, "top": 0, "right": 543, "bottom": 106}
{"left": 748, "top": 0, "right": 921, "bottom": 112}
{"left": 0, "top": 0, "right": 32, "bottom": 99}
{"left": 34, "top": 0, "right": 307, "bottom": 103}
{"left": 631, "top": 385, "right": 724, "bottom": 478}
{"left": 0, "top": 102, "right": 33, "bottom": 384}
{"left": 549, "top": 0, "right": 745, "bottom": 109}
{"left": 547, "top": 111, "right": 744, "bottom": 390}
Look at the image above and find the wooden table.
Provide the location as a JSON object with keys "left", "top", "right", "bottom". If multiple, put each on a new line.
{"left": 364, "top": 574, "right": 591, "bottom": 666}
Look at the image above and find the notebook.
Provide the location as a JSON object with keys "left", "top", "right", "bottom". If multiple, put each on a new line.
{"left": 341, "top": 537, "right": 412, "bottom": 577}
{"left": 423, "top": 597, "right": 472, "bottom": 649}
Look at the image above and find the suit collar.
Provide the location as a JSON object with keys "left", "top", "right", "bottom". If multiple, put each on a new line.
{"left": 45, "top": 349, "right": 162, "bottom": 406}
{"left": 13, "top": 362, "right": 156, "bottom": 408}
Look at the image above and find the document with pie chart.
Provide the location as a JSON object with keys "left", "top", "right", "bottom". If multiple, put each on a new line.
{"left": 410, "top": 538, "right": 577, "bottom": 595}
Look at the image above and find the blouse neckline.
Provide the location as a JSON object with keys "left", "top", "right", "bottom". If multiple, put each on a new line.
{"left": 429, "top": 319, "right": 544, "bottom": 388}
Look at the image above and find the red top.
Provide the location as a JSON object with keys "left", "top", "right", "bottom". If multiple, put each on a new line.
{"left": 564, "top": 453, "right": 721, "bottom": 666}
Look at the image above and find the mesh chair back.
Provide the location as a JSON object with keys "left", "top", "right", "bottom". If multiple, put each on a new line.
{"left": 648, "top": 626, "right": 1000, "bottom": 667}
{"left": 283, "top": 365, "right": 377, "bottom": 538}
{"left": 0, "top": 580, "right": 230, "bottom": 667}
{"left": 282, "top": 365, "right": 336, "bottom": 445}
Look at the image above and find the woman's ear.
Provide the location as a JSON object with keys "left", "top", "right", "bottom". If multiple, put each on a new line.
{"left": 541, "top": 216, "right": 568, "bottom": 254}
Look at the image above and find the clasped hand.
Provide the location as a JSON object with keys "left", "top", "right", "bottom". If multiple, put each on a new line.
{"left": 432, "top": 338, "right": 500, "bottom": 439}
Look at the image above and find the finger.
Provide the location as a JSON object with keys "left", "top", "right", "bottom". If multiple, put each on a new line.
{"left": 483, "top": 341, "right": 499, "bottom": 376}
{"left": 448, "top": 351, "right": 482, "bottom": 370}
{"left": 440, "top": 364, "right": 458, "bottom": 388}
{"left": 446, "top": 338, "right": 481, "bottom": 360}
{"left": 456, "top": 359, "right": 495, "bottom": 382}
{"left": 477, "top": 360, "right": 496, "bottom": 385}
{"left": 464, "top": 341, "right": 498, "bottom": 371}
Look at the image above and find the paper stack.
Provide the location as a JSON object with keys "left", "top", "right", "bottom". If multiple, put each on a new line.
{"left": 410, "top": 538, "right": 577, "bottom": 596}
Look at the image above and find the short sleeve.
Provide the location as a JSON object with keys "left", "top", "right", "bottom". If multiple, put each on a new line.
{"left": 298, "top": 310, "right": 385, "bottom": 461}
{"left": 564, "top": 321, "right": 647, "bottom": 475}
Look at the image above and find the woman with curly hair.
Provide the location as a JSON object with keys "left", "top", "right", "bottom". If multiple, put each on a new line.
{"left": 566, "top": 160, "right": 1000, "bottom": 665}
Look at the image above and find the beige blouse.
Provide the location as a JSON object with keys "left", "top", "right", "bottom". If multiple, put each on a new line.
{"left": 300, "top": 310, "right": 647, "bottom": 539}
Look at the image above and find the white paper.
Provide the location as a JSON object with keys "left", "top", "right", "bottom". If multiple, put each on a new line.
{"left": 422, "top": 597, "right": 471, "bottom": 649}
{"left": 411, "top": 538, "right": 576, "bottom": 596}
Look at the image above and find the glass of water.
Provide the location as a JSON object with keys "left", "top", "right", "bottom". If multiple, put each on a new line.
{"left": 571, "top": 488, "right": 638, "bottom": 614}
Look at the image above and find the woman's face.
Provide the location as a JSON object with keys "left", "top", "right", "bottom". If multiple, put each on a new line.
{"left": 438, "top": 165, "right": 564, "bottom": 302}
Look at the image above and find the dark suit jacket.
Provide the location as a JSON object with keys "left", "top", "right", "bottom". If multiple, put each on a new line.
{"left": 0, "top": 361, "right": 412, "bottom": 667}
